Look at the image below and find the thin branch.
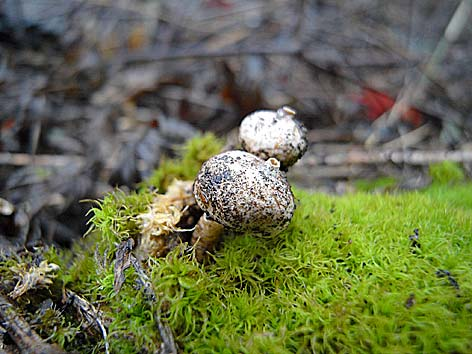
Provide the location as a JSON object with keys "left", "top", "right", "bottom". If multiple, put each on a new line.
{"left": 65, "top": 289, "right": 110, "bottom": 354}
{"left": 366, "top": 0, "right": 472, "bottom": 145}
{"left": 382, "top": 123, "right": 434, "bottom": 150}
{"left": 116, "top": 43, "right": 302, "bottom": 66}
{"left": 0, "top": 153, "right": 85, "bottom": 167}
{"left": 129, "top": 257, "right": 178, "bottom": 354}
{"left": 303, "top": 148, "right": 472, "bottom": 166}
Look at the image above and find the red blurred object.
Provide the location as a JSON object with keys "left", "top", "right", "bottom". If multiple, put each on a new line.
{"left": 204, "top": 0, "right": 233, "bottom": 9}
{"left": 1, "top": 118, "right": 15, "bottom": 131}
{"left": 356, "top": 88, "right": 423, "bottom": 127}
{"left": 149, "top": 119, "right": 159, "bottom": 129}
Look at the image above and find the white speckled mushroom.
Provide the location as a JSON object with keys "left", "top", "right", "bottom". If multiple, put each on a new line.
{"left": 194, "top": 150, "right": 295, "bottom": 233}
{"left": 239, "top": 106, "right": 308, "bottom": 170}
{"left": 191, "top": 150, "right": 295, "bottom": 260}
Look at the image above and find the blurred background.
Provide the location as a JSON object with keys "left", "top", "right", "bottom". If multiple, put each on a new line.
{"left": 1, "top": 0, "right": 471, "bottom": 249}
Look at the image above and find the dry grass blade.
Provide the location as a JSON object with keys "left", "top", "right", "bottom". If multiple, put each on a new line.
{"left": 129, "top": 256, "right": 178, "bottom": 354}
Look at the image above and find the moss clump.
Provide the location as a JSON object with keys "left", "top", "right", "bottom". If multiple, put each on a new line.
{"left": 85, "top": 133, "right": 222, "bottom": 250}
{"left": 133, "top": 186, "right": 471, "bottom": 354}
{"left": 355, "top": 176, "right": 397, "bottom": 192}
{"left": 83, "top": 185, "right": 472, "bottom": 353}
{"left": 86, "top": 189, "right": 154, "bottom": 246}
{"left": 1, "top": 134, "right": 472, "bottom": 353}
{"left": 143, "top": 132, "right": 223, "bottom": 191}
{"left": 429, "top": 161, "right": 465, "bottom": 184}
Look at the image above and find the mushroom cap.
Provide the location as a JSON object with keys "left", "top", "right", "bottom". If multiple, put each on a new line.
{"left": 193, "top": 150, "right": 295, "bottom": 234}
{"left": 239, "top": 106, "right": 308, "bottom": 169}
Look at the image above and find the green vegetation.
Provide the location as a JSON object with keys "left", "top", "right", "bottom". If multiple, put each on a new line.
{"left": 354, "top": 176, "right": 397, "bottom": 192}
{"left": 143, "top": 132, "right": 223, "bottom": 191}
{"left": 429, "top": 161, "right": 465, "bottom": 185}
{"left": 1, "top": 135, "right": 471, "bottom": 353}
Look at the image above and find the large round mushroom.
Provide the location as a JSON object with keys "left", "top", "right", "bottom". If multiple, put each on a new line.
{"left": 193, "top": 150, "right": 295, "bottom": 235}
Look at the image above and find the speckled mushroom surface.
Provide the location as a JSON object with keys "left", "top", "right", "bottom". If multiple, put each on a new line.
{"left": 239, "top": 106, "right": 308, "bottom": 169}
{"left": 193, "top": 150, "right": 295, "bottom": 235}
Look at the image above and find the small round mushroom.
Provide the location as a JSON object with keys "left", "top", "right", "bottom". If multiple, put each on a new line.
{"left": 193, "top": 150, "right": 295, "bottom": 235}
{"left": 239, "top": 106, "right": 308, "bottom": 170}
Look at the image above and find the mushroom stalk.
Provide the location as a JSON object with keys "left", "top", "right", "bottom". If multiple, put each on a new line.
{"left": 191, "top": 214, "right": 224, "bottom": 262}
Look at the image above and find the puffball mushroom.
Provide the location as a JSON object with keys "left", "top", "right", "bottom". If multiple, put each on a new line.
{"left": 239, "top": 106, "right": 308, "bottom": 170}
{"left": 193, "top": 150, "right": 295, "bottom": 234}
{"left": 191, "top": 150, "right": 295, "bottom": 260}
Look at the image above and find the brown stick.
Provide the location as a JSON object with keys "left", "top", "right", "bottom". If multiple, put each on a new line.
{"left": 303, "top": 149, "right": 472, "bottom": 166}
{"left": 128, "top": 257, "right": 178, "bottom": 354}
{"left": 0, "top": 153, "right": 84, "bottom": 167}
{"left": 113, "top": 239, "right": 135, "bottom": 293}
{"left": 117, "top": 43, "right": 301, "bottom": 65}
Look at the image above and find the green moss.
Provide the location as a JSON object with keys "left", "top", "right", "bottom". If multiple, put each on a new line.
{"left": 429, "top": 161, "right": 465, "bottom": 184}
{"left": 49, "top": 184, "right": 472, "bottom": 353}
{"left": 1, "top": 135, "right": 472, "bottom": 353}
{"left": 143, "top": 132, "right": 223, "bottom": 191}
{"left": 355, "top": 176, "right": 397, "bottom": 192}
{"left": 165, "top": 187, "right": 471, "bottom": 354}
{"left": 86, "top": 189, "right": 154, "bottom": 246}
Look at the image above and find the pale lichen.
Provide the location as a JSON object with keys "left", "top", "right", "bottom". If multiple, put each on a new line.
{"left": 8, "top": 261, "right": 60, "bottom": 300}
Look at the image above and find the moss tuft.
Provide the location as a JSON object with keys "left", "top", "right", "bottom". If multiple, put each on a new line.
{"left": 429, "top": 161, "right": 465, "bottom": 184}
{"left": 143, "top": 133, "right": 223, "bottom": 191}
{"left": 85, "top": 189, "right": 154, "bottom": 252}
{"left": 355, "top": 176, "right": 397, "bottom": 192}
{"left": 84, "top": 132, "right": 222, "bottom": 260}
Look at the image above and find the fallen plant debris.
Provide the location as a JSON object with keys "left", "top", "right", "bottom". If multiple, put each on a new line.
{"left": 113, "top": 238, "right": 135, "bottom": 294}
{"left": 405, "top": 293, "right": 416, "bottom": 309}
{"left": 8, "top": 260, "right": 59, "bottom": 300}
{"left": 137, "top": 180, "right": 197, "bottom": 258}
{"left": 436, "top": 269, "right": 461, "bottom": 292}
{"left": 64, "top": 289, "right": 110, "bottom": 354}
{"left": 409, "top": 228, "right": 421, "bottom": 254}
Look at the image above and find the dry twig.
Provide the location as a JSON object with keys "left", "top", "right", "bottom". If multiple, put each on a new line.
{"left": 304, "top": 148, "right": 472, "bottom": 166}
{"left": 64, "top": 289, "right": 109, "bottom": 354}
{"left": 366, "top": 0, "right": 472, "bottom": 145}
{"left": 111, "top": 239, "right": 177, "bottom": 353}
{"left": 117, "top": 42, "right": 302, "bottom": 65}
{"left": 0, "top": 153, "right": 85, "bottom": 168}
